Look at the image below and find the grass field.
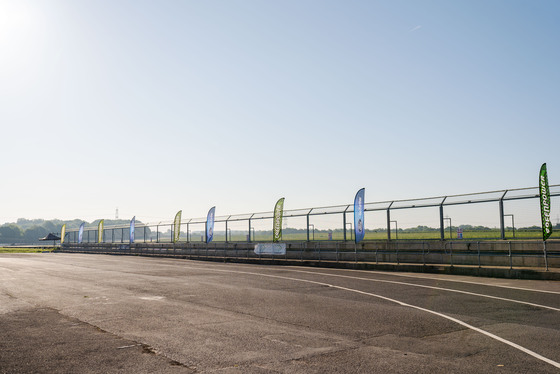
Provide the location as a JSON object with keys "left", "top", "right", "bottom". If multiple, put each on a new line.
{"left": 64, "top": 228, "right": 555, "bottom": 244}
{"left": 188, "top": 229, "right": 552, "bottom": 242}
{"left": 0, "top": 247, "right": 55, "bottom": 253}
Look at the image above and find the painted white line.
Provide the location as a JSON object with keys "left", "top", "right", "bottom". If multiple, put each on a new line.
{"left": 181, "top": 265, "right": 560, "bottom": 369}
{"left": 172, "top": 260, "right": 560, "bottom": 295}
{"left": 327, "top": 283, "right": 560, "bottom": 370}
{"left": 282, "top": 269, "right": 560, "bottom": 312}
{"left": 299, "top": 266, "right": 560, "bottom": 295}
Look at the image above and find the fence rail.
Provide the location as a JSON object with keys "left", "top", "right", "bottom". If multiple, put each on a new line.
{"left": 62, "top": 185, "right": 560, "bottom": 244}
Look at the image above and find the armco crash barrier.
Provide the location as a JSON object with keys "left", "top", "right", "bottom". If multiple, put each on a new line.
{"left": 59, "top": 240, "right": 559, "bottom": 277}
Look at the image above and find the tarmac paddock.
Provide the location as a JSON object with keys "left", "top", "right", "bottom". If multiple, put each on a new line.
{"left": 1, "top": 253, "right": 559, "bottom": 373}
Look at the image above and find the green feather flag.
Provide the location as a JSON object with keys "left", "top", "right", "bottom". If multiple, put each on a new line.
{"left": 539, "top": 163, "right": 552, "bottom": 241}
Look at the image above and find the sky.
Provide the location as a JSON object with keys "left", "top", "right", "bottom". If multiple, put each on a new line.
{"left": 1, "top": 0, "right": 559, "bottom": 226}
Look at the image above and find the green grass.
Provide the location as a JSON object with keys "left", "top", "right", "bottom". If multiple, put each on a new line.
{"left": 72, "top": 228, "right": 558, "bottom": 245}
{"left": 206, "top": 229, "right": 553, "bottom": 242}
{"left": 0, "top": 247, "right": 56, "bottom": 253}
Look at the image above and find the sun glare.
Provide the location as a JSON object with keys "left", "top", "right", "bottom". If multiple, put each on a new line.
{"left": 0, "top": 1, "right": 40, "bottom": 44}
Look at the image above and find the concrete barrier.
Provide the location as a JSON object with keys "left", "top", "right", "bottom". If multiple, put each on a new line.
{"left": 58, "top": 239, "right": 560, "bottom": 280}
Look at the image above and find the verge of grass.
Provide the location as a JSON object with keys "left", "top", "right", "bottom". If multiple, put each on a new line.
{"left": 0, "top": 247, "right": 55, "bottom": 253}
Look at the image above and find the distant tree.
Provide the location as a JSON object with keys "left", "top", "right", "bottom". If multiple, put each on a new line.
{"left": 42, "top": 221, "right": 57, "bottom": 232}
{"left": 64, "top": 219, "right": 86, "bottom": 229}
{"left": 0, "top": 225, "right": 23, "bottom": 242}
{"left": 517, "top": 226, "right": 541, "bottom": 232}
{"left": 23, "top": 226, "right": 49, "bottom": 242}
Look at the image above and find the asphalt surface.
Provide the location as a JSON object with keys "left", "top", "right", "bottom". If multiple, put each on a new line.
{"left": 0, "top": 253, "right": 559, "bottom": 373}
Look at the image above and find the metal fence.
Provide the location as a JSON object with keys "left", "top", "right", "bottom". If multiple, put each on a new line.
{"left": 63, "top": 185, "right": 560, "bottom": 244}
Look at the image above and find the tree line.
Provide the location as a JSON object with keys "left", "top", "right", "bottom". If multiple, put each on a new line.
{"left": 0, "top": 218, "right": 149, "bottom": 244}
{"left": 1, "top": 219, "right": 558, "bottom": 244}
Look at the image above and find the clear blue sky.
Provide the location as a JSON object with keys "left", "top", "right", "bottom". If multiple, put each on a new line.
{"left": 1, "top": 0, "right": 559, "bottom": 224}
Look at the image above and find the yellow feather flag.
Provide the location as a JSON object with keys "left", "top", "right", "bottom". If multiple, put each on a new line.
{"left": 173, "top": 211, "right": 182, "bottom": 243}
{"left": 98, "top": 220, "right": 104, "bottom": 243}
{"left": 60, "top": 224, "right": 66, "bottom": 245}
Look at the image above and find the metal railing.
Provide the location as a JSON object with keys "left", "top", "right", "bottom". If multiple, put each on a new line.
{"left": 62, "top": 185, "right": 560, "bottom": 244}
{"left": 60, "top": 239, "right": 559, "bottom": 271}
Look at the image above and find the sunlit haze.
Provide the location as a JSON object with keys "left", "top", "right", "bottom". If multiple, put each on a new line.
{"left": 1, "top": 0, "right": 559, "bottom": 225}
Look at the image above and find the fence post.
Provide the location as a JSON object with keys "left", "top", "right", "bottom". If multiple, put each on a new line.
{"left": 336, "top": 242, "right": 339, "bottom": 262}
{"left": 499, "top": 190, "right": 508, "bottom": 240}
{"left": 439, "top": 197, "right": 447, "bottom": 241}
{"left": 387, "top": 201, "right": 394, "bottom": 241}
{"left": 450, "top": 241, "right": 453, "bottom": 267}
{"left": 343, "top": 206, "right": 350, "bottom": 241}
{"left": 543, "top": 241, "right": 548, "bottom": 271}
{"left": 225, "top": 216, "right": 230, "bottom": 243}
{"left": 508, "top": 241, "right": 512, "bottom": 269}
{"left": 224, "top": 242, "right": 227, "bottom": 262}
{"left": 248, "top": 214, "right": 254, "bottom": 242}
{"left": 307, "top": 211, "right": 310, "bottom": 242}
{"left": 477, "top": 241, "right": 481, "bottom": 268}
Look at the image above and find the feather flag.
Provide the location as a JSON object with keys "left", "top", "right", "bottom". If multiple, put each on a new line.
{"left": 60, "top": 224, "right": 66, "bottom": 245}
{"left": 98, "top": 220, "right": 104, "bottom": 243}
{"left": 206, "top": 207, "right": 215, "bottom": 243}
{"left": 354, "top": 188, "right": 365, "bottom": 243}
{"left": 539, "top": 163, "right": 553, "bottom": 241}
{"left": 173, "top": 210, "right": 182, "bottom": 243}
{"left": 78, "top": 222, "right": 85, "bottom": 244}
{"left": 130, "top": 216, "right": 136, "bottom": 243}
{"left": 273, "top": 198, "right": 285, "bottom": 243}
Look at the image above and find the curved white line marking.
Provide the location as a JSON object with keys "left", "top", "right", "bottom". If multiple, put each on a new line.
{"left": 307, "top": 267, "right": 560, "bottom": 295}
{"left": 326, "top": 282, "right": 560, "bottom": 370}
{"left": 283, "top": 269, "right": 560, "bottom": 312}
{"left": 182, "top": 265, "right": 560, "bottom": 369}
{"left": 173, "top": 259, "right": 560, "bottom": 295}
